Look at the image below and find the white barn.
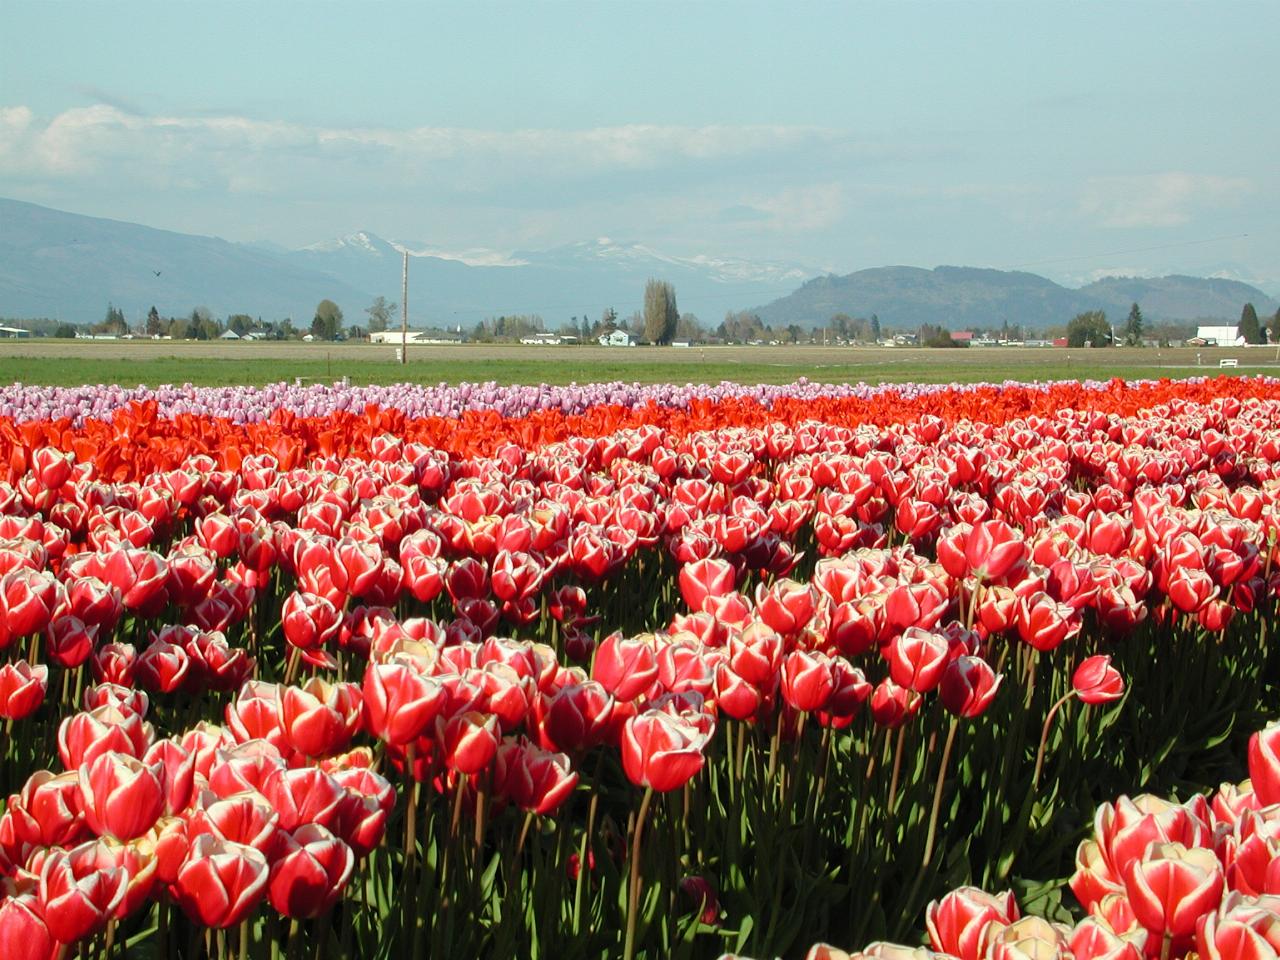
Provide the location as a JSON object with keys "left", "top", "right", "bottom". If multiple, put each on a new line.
{"left": 598, "top": 330, "right": 635, "bottom": 347}
{"left": 1196, "top": 325, "right": 1243, "bottom": 346}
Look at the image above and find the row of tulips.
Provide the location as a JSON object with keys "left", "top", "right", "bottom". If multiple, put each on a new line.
{"left": 0, "top": 375, "right": 1276, "bottom": 483}
{"left": 0, "top": 378, "right": 1279, "bottom": 956}
{"left": 0, "top": 375, "right": 1270, "bottom": 427}
{"left": 755, "top": 718, "right": 1280, "bottom": 960}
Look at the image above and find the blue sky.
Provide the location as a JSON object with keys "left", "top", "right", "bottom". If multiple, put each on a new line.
{"left": 2, "top": 0, "right": 1276, "bottom": 286}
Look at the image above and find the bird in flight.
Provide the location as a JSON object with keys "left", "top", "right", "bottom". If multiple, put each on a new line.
{"left": 153, "top": 270, "right": 162, "bottom": 277}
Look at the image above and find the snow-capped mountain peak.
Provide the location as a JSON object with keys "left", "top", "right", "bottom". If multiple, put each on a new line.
{"left": 301, "top": 231, "right": 389, "bottom": 255}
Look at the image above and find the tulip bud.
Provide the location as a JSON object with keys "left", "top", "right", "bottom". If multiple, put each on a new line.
{"left": 621, "top": 710, "right": 712, "bottom": 792}
{"left": 987, "top": 916, "right": 1072, "bottom": 960}
{"left": 939, "top": 657, "right": 1003, "bottom": 719}
{"left": 1123, "top": 841, "right": 1224, "bottom": 941}
{"left": 362, "top": 659, "right": 446, "bottom": 746}
{"left": 1196, "top": 894, "right": 1280, "bottom": 960}
{"left": 0, "top": 660, "right": 48, "bottom": 720}
{"left": 268, "top": 824, "right": 355, "bottom": 919}
{"left": 1249, "top": 724, "right": 1280, "bottom": 806}
{"left": 678, "top": 557, "right": 736, "bottom": 612}
{"left": 870, "top": 678, "right": 922, "bottom": 729}
{"left": 279, "top": 677, "right": 364, "bottom": 759}
{"left": 885, "top": 627, "right": 950, "bottom": 694}
{"left": 1073, "top": 656, "right": 1125, "bottom": 705}
{"left": 172, "top": 834, "right": 269, "bottom": 928}
{"left": 780, "top": 650, "right": 835, "bottom": 713}
{"left": 438, "top": 711, "right": 500, "bottom": 776}
{"left": 58, "top": 705, "right": 153, "bottom": 769}
{"left": 926, "top": 886, "right": 1019, "bottom": 960}
{"left": 2, "top": 769, "right": 89, "bottom": 858}
{"left": 592, "top": 633, "right": 658, "bottom": 702}
{"left": 281, "top": 590, "right": 342, "bottom": 650}
{"left": 135, "top": 639, "right": 191, "bottom": 694}
{"left": 78, "top": 751, "right": 165, "bottom": 842}
{"left": 494, "top": 738, "right": 580, "bottom": 815}
{"left": 37, "top": 841, "right": 127, "bottom": 945}
{"left": 192, "top": 790, "right": 281, "bottom": 856}
{"left": 0, "top": 894, "right": 54, "bottom": 960}
{"left": 269, "top": 767, "right": 348, "bottom": 833}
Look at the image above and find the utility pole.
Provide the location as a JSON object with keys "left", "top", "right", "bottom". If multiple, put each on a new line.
{"left": 401, "top": 250, "right": 408, "bottom": 365}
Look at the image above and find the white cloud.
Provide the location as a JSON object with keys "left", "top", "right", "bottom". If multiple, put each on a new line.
{"left": 0, "top": 104, "right": 836, "bottom": 189}
{"left": 1079, "top": 172, "right": 1254, "bottom": 228}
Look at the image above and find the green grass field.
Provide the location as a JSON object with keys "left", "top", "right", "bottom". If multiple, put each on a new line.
{"left": 0, "top": 340, "right": 1275, "bottom": 387}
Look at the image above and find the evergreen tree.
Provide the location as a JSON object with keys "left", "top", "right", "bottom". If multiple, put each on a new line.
{"left": 1241, "top": 302, "right": 1263, "bottom": 344}
{"left": 870, "top": 314, "right": 882, "bottom": 342}
{"left": 1269, "top": 308, "right": 1280, "bottom": 345}
{"left": 145, "top": 306, "right": 163, "bottom": 336}
{"left": 1124, "top": 303, "right": 1144, "bottom": 346}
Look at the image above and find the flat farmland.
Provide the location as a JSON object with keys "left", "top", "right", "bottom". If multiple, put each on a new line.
{"left": 0, "top": 339, "right": 1275, "bottom": 387}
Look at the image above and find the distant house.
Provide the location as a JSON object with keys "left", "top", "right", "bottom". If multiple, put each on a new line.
{"left": 0, "top": 325, "right": 31, "bottom": 338}
{"left": 950, "top": 331, "right": 974, "bottom": 344}
{"left": 598, "top": 330, "right": 635, "bottom": 347}
{"left": 219, "top": 329, "right": 240, "bottom": 340}
{"left": 1196, "top": 325, "right": 1243, "bottom": 346}
{"left": 370, "top": 329, "right": 463, "bottom": 345}
{"left": 519, "top": 333, "right": 564, "bottom": 346}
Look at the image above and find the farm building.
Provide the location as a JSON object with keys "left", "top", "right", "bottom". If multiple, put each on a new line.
{"left": 370, "top": 329, "right": 464, "bottom": 345}
{"left": 598, "top": 330, "right": 635, "bottom": 347}
{"left": 0, "top": 325, "right": 32, "bottom": 338}
{"left": 1195, "top": 325, "right": 1243, "bottom": 346}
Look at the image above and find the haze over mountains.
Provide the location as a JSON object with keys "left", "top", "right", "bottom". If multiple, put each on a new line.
{"left": 1, "top": 198, "right": 1274, "bottom": 331}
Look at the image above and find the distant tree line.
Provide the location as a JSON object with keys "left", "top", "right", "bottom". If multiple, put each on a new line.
{"left": 470, "top": 314, "right": 546, "bottom": 342}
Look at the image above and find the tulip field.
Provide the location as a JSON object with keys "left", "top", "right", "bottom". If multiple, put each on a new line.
{"left": 1, "top": 373, "right": 1280, "bottom": 959}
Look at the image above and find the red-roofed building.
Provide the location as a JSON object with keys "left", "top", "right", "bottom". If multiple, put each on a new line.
{"left": 950, "top": 331, "right": 974, "bottom": 343}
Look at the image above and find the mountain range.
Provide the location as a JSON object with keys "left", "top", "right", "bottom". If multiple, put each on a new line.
{"left": 1, "top": 198, "right": 1274, "bottom": 331}
{"left": 749, "top": 266, "right": 1278, "bottom": 331}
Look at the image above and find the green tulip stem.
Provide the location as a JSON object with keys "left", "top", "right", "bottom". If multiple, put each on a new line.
{"left": 474, "top": 770, "right": 489, "bottom": 850}
{"left": 402, "top": 744, "right": 420, "bottom": 951}
{"left": 765, "top": 709, "right": 784, "bottom": 783}
{"left": 404, "top": 744, "right": 418, "bottom": 872}
{"left": 887, "top": 725, "right": 907, "bottom": 813}
{"left": 572, "top": 752, "right": 605, "bottom": 936}
{"left": 921, "top": 717, "right": 959, "bottom": 870}
{"left": 239, "top": 918, "right": 250, "bottom": 960}
{"left": 1023, "top": 650, "right": 1039, "bottom": 709}
{"left": 312, "top": 909, "right": 332, "bottom": 960}
{"left": 624, "top": 786, "right": 656, "bottom": 960}
{"left": 966, "top": 580, "right": 983, "bottom": 632}
{"left": 284, "top": 646, "right": 301, "bottom": 688}
{"left": 1032, "top": 691, "right": 1077, "bottom": 790}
